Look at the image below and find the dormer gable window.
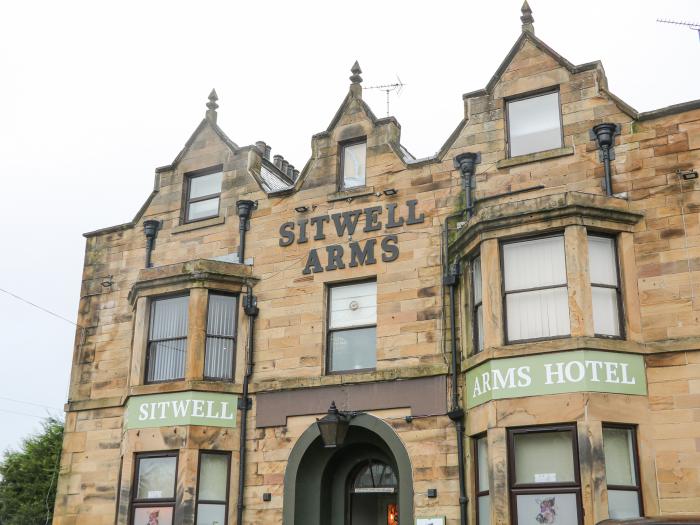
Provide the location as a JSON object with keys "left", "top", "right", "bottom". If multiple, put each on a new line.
{"left": 340, "top": 139, "right": 367, "bottom": 189}
{"left": 506, "top": 90, "right": 563, "bottom": 157}
{"left": 185, "top": 166, "right": 223, "bottom": 222}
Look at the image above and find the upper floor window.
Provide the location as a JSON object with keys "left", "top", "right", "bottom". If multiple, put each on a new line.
{"left": 327, "top": 280, "right": 376, "bottom": 373}
{"left": 204, "top": 294, "right": 238, "bottom": 381}
{"left": 195, "top": 452, "right": 231, "bottom": 525}
{"left": 186, "top": 168, "right": 223, "bottom": 222}
{"left": 507, "top": 91, "right": 562, "bottom": 157}
{"left": 131, "top": 452, "right": 178, "bottom": 525}
{"left": 508, "top": 425, "right": 581, "bottom": 525}
{"left": 341, "top": 140, "right": 367, "bottom": 189}
{"left": 472, "top": 254, "right": 484, "bottom": 353}
{"left": 146, "top": 295, "right": 189, "bottom": 383}
{"left": 588, "top": 235, "right": 623, "bottom": 338}
{"left": 502, "top": 235, "right": 570, "bottom": 343}
{"left": 603, "top": 425, "right": 642, "bottom": 519}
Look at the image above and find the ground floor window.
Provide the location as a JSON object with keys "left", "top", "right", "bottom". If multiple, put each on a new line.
{"left": 196, "top": 451, "right": 231, "bottom": 525}
{"left": 603, "top": 425, "right": 642, "bottom": 519}
{"left": 474, "top": 434, "right": 490, "bottom": 525}
{"left": 131, "top": 452, "right": 178, "bottom": 525}
{"left": 508, "top": 425, "right": 582, "bottom": 525}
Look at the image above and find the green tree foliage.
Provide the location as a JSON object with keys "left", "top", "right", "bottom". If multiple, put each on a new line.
{"left": 0, "top": 418, "right": 64, "bottom": 525}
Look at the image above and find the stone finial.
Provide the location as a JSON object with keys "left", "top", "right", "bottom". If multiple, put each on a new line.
{"left": 206, "top": 88, "right": 219, "bottom": 123}
{"left": 350, "top": 61, "right": 363, "bottom": 84}
{"left": 521, "top": 0, "right": 535, "bottom": 33}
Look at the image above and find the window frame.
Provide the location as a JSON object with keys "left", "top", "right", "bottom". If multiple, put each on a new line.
{"left": 194, "top": 450, "right": 232, "bottom": 525}
{"left": 338, "top": 137, "right": 367, "bottom": 191}
{"left": 505, "top": 87, "right": 564, "bottom": 159}
{"left": 471, "top": 252, "right": 484, "bottom": 354}
{"left": 130, "top": 451, "right": 179, "bottom": 525}
{"left": 507, "top": 424, "right": 583, "bottom": 525}
{"left": 474, "top": 433, "right": 489, "bottom": 525}
{"left": 602, "top": 423, "right": 643, "bottom": 518}
{"left": 588, "top": 233, "right": 626, "bottom": 340}
{"left": 500, "top": 233, "right": 570, "bottom": 345}
{"left": 326, "top": 278, "right": 377, "bottom": 375}
{"left": 145, "top": 293, "right": 190, "bottom": 384}
{"left": 203, "top": 292, "right": 239, "bottom": 382}
{"left": 184, "top": 165, "right": 224, "bottom": 223}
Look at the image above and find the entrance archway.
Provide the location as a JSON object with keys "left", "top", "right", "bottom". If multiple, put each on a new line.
{"left": 283, "top": 413, "right": 413, "bottom": 524}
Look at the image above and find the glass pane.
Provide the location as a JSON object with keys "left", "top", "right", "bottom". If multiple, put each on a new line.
{"left": 588, "top": 236, "right": 618, "bottom": 286}
{"left": 476, "top": 304, "right": 484, "bottom": 353}
{"left": 330, "top": 281, "right": 376, "bottom": 329}
{"left": 473, "top": 255, "right": 482, "bottom": 304}
{"left": 603, "top": 427, "right": 636, "bottom": 486}
{"left": 329, "top": 327, "right": 376, "bottom": 372}
{"left": 508, "top": 92, "right": 562, "bottom": 157}
{"left": 515, "top": 493, "right": 578, "bottom": 525}
{"left": 150, "top": 296, "right": 189, "bottom": 340}
{"left": 506, "top": 287, "right": 570, "bottom": 341}
{"left": 204, "top": 337, "right": 234, "bottom": 380}
{"left": 608, "top": 490, "right": 641, "bottom": 519}
{"left": 190, "top": 172, "right": 223, "bottom": 199}
{"left": 133, "top": 507, "right": 174, "bottom": 525}
{"left": 199, "top": 454, "right": 229, "bottom": 502}
{"left": 136, "top": 456, "right": 177, "bottom": 500}
{"left": 196, "top": 503, "right": 226, "bottom": 525}
{"left": 514, "top": 430, "right": 575, "bottom": 484}
{"left": 343, "top": 142, "right": 366, "bottom": 188}
{"left": 188, "top": 197, "right": 220, "bottom": 221}
{"left": 207, "top": 294, "right": 236, "bottom": 336}
{"left": 477, "top": 437, "right": 489, "bottom": 491}
{"left": 478, "top": 495, "right": 491, "bottom": 525}
{"left": 147, "top": 339, "right": 186, "bottom": 382}
{"left": 592, "top": 287, "right": 621, "bottom": 336}
{"left": 503, "top": 236, "right": 566, "bottom": 291}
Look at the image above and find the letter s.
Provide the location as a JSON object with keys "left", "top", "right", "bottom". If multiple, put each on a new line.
{"left": 279, "top": 222, "right": 295, "bottom": 247}
{"left": 381, "top": 235, "right": 399, "bottom": 262}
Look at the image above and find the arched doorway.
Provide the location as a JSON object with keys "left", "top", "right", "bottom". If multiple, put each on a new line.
{"left": 283, "top": 413, "right": 413, "bottom": 525}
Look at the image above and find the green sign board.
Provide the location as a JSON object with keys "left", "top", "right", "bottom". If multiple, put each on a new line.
{"left": 465, "top": 350, "right": 647, "bottom": 408}
{"left": 125, "top": 391, "right": 238, "bottom": 429}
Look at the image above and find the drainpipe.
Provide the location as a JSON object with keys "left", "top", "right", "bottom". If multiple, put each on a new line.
{"left": 236, "top": 200, "right": 256, "bottom": 263}
{"left": 453, "top": 153, "right": 481, "bottom": 218}
{"left": 590, "top": 123, "right": 620, "bottom": 197}
{"left": 142, "top": 219, "right": 161, "bottom": 268}
{"left": 236, "top": 286, "right": 259, "bottom": 525}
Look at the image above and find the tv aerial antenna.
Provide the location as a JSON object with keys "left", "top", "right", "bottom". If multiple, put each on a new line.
{"left": 365, "top": 76, "right": 406, "bottom": 117}
{"left": 657, "top": 18, "right": 700, "bottom": 41}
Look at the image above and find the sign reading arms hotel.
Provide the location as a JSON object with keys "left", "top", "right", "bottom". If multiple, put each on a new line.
{"left": 125, "top": 391, "right": 238, "bottom": 429}
{"left": 466, "top": 350, "right": 647, "bottom": 408}
{"left": 278, "top": 200, "right": 424, "bottom": 275}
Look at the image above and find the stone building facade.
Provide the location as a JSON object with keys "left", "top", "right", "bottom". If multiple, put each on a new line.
{"left": 54, "top": 5, "right": 700, "bottom": 525}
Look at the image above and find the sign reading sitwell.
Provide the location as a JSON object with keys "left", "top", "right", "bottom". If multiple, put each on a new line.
{"left": 466, "top": 350, "right": 646, "bottom": 408}
{"left": 125, "top": 391, "right": 238, "bottom": 429}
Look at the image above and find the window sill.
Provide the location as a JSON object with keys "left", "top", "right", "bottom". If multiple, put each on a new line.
{"left": 327, "top": 186, "right": 375, "bottom": 202}
{"left": 129, "top": 380, "right": 243, "bottom": 398}
{"left": 173, "top": 215, "right": 225, "bottom": 234}
{"left": 497, "top": 146, "right": 574, "bottom": 169}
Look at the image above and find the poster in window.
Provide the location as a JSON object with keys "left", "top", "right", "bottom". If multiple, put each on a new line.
{"left": 416, "top": 518, "right": 446, "bottom": 525}
{"left": 515, "top": 493, "right": 578, "bottom": 525}
{"left": 133, "top": 507, "right": 174, "bottom": 525}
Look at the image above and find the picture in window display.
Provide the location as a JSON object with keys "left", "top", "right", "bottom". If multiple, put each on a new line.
{"left": 133, "top": 507, "right": 174, "bottom": 525}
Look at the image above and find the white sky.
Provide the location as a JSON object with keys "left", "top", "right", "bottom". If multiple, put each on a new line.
{"left": 0, "top": 0, "right": 698, "bottom": 453}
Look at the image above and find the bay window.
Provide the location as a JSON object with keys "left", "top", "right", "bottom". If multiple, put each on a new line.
{"left": 509, "top": 425, "right": 581, "bottom": 525}
{"left": 472, "top": 254, "right": 484, "bottom": 353}
{"left": 131, "top": 452, "right": 178, "bottom": 525}
{"left": 204, "top": 294, "right": 238, "bottom": 380}
{"left": 603, "top": 425, "right": 642, "bottom": 519}
{"left": 588, "top": 235, "right": 623, "bottom": 337}
{"left": 146, "top": 295, "right": 189, "bottom": 383}
{"left": 502, "top": 235, "right": 570, "bottom": 343}
{"left": 327, "top": 280, "right": 377, "bottom": 373}
{"left": 475, "top": 435, "right": 490, "bottom": 525}
{"left": 196, "top": 452, "right": 231, "bottom": 525}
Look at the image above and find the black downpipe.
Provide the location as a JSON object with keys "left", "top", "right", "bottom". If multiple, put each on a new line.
{"left": 143, "top": 219, "right": 161, "bottom": 268}
{"left": 236, "top": 200, "right": 256, "bottom": 262}
{"left": 453, "top": 153, "right": 481, "bottom": 218}
{"left": 590, "top": 123, "right": 620, "bottom": 197}
{"left": 237, "top": 286, "right": 258, "bottom": 525}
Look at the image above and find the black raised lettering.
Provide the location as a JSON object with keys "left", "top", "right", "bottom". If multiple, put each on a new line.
{"left": 310, "top": 215, "right": 330, "bottom": 241}
{"left": 298, "top": 218, "right": 309, "bottom": 244}
{"left": 325, "top": 245, "right": 345, "bottom": 271}
{"left": 363, "top": 206, "right": 383, "bottom": 233}
{"left": 279, "top": 222, "right": 295, "bottom": 247}
{"left": 381, "top": 235, "right": 399, "bottom": 262}
{"left": 386, "top": 202, "right": 405, "bottom": 229}
{"left": 331, "top": 210, "right": 362, "bottom": 237}
{"left": 302, "top": 249, "right": 323, "bottom": 274}
{"left": 406, "top": 199, "right": 425, "bottom": 225}
{"left": 349, "top": 239, "right": 377, "bottom": 267}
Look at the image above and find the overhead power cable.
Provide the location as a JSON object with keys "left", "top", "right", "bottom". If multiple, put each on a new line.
{"left": 0, "top": 287, "right": 82, "bottom": 328}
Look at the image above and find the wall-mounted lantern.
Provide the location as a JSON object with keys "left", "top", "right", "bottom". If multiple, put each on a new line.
{"left": 316, "top": 401, "right": 352, "bottom": 448}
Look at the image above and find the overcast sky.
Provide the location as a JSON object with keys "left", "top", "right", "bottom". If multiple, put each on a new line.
{"left": 0, "top": 0, "right": 698, "bottom": 454}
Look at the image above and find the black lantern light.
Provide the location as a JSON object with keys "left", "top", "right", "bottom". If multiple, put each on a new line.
{"left": 316, "top": 401, "right": 351, "bottom": 448}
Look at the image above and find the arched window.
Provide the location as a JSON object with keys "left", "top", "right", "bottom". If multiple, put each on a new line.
{"left": 351, "top": 460, "right": 397, "bottom": 493}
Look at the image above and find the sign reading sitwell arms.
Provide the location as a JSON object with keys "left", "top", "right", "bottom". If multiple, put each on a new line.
{"left": 125, "top": 391, "right": 238, "bottom": 429}
{"left": 466, "top": 350, "right": 646, "bottom": 408}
